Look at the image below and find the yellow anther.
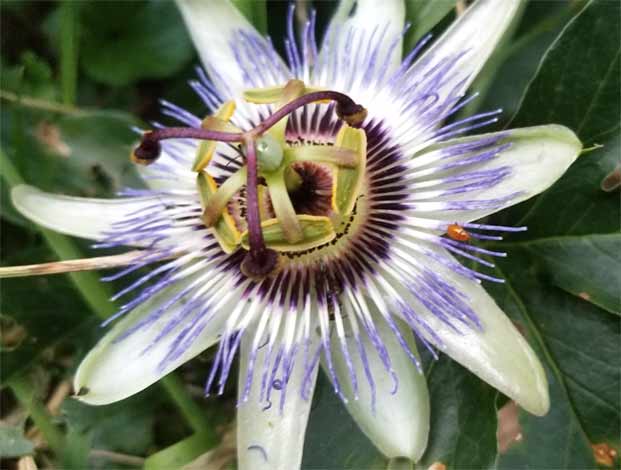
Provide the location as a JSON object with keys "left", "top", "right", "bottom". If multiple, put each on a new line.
{"left": 201, "top": 166, "right": 247, "bottom": 227}
{"left": 197, "top": 172, "right": 242, "bottom": 253}
{"left": 240, "top": 215, "right": 336, "bottom": 252}
{"left": 192, "top": 101, "right": 239, "bottom": 172}
{"left": 244, "top": 80, "right": 329, "bottom": 142}
{"left": 269, "top": 80, "right": 306, "bottom": 143}
{"left": 332, "top": 124, "right": 367, "bottom": 217}
{"left": 264, "top": 170, "right": 304, "bottom": 243}
{"left": 243, "top": 81, "right": 326, "bottom": 104}
{"left": 243, "top": 85, "right": 292, "bottom": 104}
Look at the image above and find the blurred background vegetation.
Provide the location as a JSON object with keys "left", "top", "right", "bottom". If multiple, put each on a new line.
{"left": 1, "top": 1, "right": 619, "bottom": 469}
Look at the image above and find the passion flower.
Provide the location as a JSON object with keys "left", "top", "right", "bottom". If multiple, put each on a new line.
{"left": 5, "top": 1, "right": 582, "bottom": 469}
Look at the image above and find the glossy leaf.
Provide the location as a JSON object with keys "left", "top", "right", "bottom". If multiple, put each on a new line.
{"left": 510, "top": 0, "right": 620, "bottom": 144}
{"left": 418, "top": 356, "right": 498, "bottom": 469}
{"left": 489, "top": 252, "right": 619, "bottom": 468}
{"left": 301, "top": 373, "right": 387, "bottom": 469}
{"left": 405, "top": 0, "right": 456, "bottom": 50}
{"left": 477, "top": 2, "right": 620, "bottom": 467}
{"left": 519, "top": 234, "right": 621, "bottom": 314}
{"left": 61, "top": 389, "right": 163, "bottom": 461}
{"left": 476, "top": 1, "right": 583, "bottom": 124}
{"left": 504, "top": 0, "right": 619, "bottom": 239}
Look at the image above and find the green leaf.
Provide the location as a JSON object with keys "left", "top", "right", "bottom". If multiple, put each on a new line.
{"left": 53, "top": 111, "right": 145, "bottom": 195}
{"left": 61, "top": 428, "right": 91, "bottom": 470}
{"left": 474, "top": 1, "right": 583, "bottom": 122}
{"left": 80, "top": 1, "right": 194, "bottom": 86}
{"left": 489, "top": 252, "right": 620, "bottom": 468}
{"left": 144, "top": 432, "right": 215, "bottom": 470}
{"left": 0, "top": 425, "right": 34, "bottom": 458}
{"left": 491, "top": 0, "right": 620, "bottom": 305}
{"left": 3, "top": 108, "right": 144, "bottom": 199}
{"left": 0, "top": 262, "right": 99, "bottom": 384}
{"left": 59, "top": 1, "right": 78, "bottom": 106}
{"left": 0, "top": 51, "right": 58, "bottom": 100}
{"left": 231, "top": 0, "right": 267, "bottom": 34}
{"left": 61, "top": 389, "right": 161, "bottom": 458}
{"left": 477, "top": 2, "right": 621, "bottom": 466}
{"left": 302, "top": 373, "right": 387, "bottom": 469}
{"left": 405, "top": 1, "right": 456, "bottom": 50}
{"left": 418, "top": 357, "right": 498, "bottom": 470}
{"left": 516, "top": 234, "right": 621, "bottom": 314}
{"left": 511, "top": 0, "right": 620, "bottom": 145}
{"left": 501, "top": 0, "right": 619, "bottom": 245}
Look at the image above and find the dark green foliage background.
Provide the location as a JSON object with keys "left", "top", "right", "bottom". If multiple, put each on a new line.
{"left": 1, "top": 1, "right": 619, "bottom": 469}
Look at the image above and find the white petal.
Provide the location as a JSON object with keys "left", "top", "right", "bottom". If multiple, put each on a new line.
{"left": 136, "top": 150, "right": 196, "bottom": 191}
{"left": 236, "top": 325, "right": 319, "bottom": 470}
{"left": 11, "top": 185, "right": 155, "bottom": 241}
{"left": 325, "top": 313, "right": 430, "bottom": 461}
{"left": 391, "top": 250, "right": 549, "bottom": 416}
{"left": 74, "top": 278, "right": 229, "bottom": 405}
{"left": 176, "top": 0, "right": 287, "bottom": 98}
{"left": 343, "top": 0, "right": 405, "bottom": 68}
{"left": 413, "top": 0, "right": 521, "bottom": 102}
{"left": 318, "top": 0, "right": 406, "bottom": 89}
{"left": 412, "top": 125, "right": 582, "bottom": 223}
{"left": 327, "top": 0, "right": 356, "bottom": 26}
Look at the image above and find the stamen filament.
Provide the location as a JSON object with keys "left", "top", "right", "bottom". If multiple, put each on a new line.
{"left": 201, "top": 166, "right": 247, "bottom": 227}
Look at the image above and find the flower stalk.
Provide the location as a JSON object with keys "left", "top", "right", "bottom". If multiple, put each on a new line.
{"left": 0, "top": 251, "right": 146, "bottom": 278}
{"left": 10, "top": 375, "right": 66, "bottom": 455}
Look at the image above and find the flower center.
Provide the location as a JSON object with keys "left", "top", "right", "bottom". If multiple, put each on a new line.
{"left": 200, "top": 89, "right": 368, "bottom": 271}
{"left": 132, "top": 80, "right": 369, "bottom": 279}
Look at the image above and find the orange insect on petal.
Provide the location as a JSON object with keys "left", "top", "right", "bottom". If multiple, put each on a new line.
{"left": 447, "top": 223, "right": 471, "bottom": 242}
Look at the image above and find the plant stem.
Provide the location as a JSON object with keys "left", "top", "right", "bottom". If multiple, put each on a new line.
{"left": 386, "top": 457, "right": 414, "bottom": 470}
{"left": 60, "top": 1, "right": 78, "bottom": 106}
{"left": 160, "top": 374, "right": 217, "bottom": 444}
{"left": 0, "top": 251, "right": 146, "bottom": 278}
{"left": 10, "top": 375, "right": 66, "bottom": 455}
{"left": 0, "top": 90, "right": 84, "bottom": 116}
{"left": 1, "top": 147, "right": 212, "bottom": 436}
